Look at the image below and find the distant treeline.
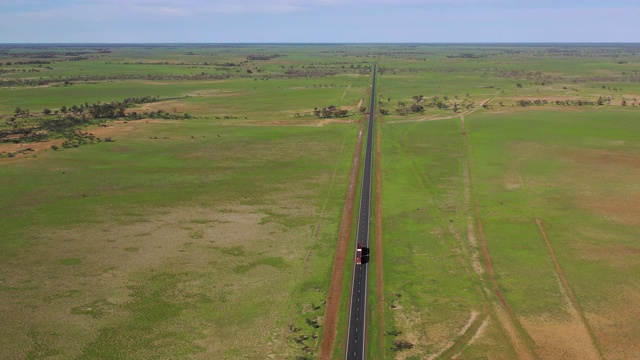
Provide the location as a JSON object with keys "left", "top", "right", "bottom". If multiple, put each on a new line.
{"left": 0, "top": 74, "right": 235, "bottom": 88}
{"left": 0, "top": 67, "right": 357, "bottom": 87}
{"left": 513, "top": 96, "right": 636, "bottom": 107}
{"left": 3, "top": 60, "right": 51, "bottom": 65}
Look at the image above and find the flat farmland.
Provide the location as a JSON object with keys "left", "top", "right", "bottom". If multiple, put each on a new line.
{"left": 0, "top": 121, "right": 362, "bottom": 359}
{"left": 1, "top": 44, "right": 640, "bottom": 359}
{"left": 0, "top": 45, "right": 369, "bottom": 359}
{"left": 375, "top": 45, "right": 640, "bottom": 359}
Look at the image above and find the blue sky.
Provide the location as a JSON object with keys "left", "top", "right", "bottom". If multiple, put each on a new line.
{"left": 1, "top": 0, "right": 638, "bottom": 43}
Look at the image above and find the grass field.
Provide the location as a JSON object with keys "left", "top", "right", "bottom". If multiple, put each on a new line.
{"left": 0, "top": 44, "right": 371, "bottom": 359}
{"left": 1, "top": 44, "right": 640, "bottom": 359}
{"left": 0, "top": 120, "right": 361, "bottom": 359}
{"left": 373, "top": 44, "right": 640, "bottom": 359}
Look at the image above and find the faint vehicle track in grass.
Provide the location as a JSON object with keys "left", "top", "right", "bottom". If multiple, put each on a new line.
{"left": 453, "top": 317, "right": 490, "bottom": 359}
{"left": 319, "top": 122, "right": 365, "bottom": 360}
{"left": 429, "top": 311, "right": 486, "bottom": 360}
{"left": 395, "top": 124, "right": 509, "bottom": 358}
{"left": 461, "top": 115, "right": 539, "bottom": 360}
{"left": 475, "top": 218, "right": 538, "bottom": 360}
{"left": 341, "top": 84, "right": 352, "bottom": 100}
{"left": 391, "top": 114, "right": 537, "bottom": 359}
{"left": 535, "top": 218, "right": 604, "bottom": 360}
{"left": 397, "top": 128, "right": 437, "bottom": 194}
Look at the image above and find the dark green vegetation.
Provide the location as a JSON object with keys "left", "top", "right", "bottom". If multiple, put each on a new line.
{"left": 1, "top": 44, "right": 640, "bottom": 359}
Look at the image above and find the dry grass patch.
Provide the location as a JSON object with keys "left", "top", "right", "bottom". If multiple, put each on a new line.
{"left": 521, "top": 314, "right": 600, "bottom": 360}
{"left": 588, "top": 287, "right": 640, "bottom": 360}
{"left": 579, "top": 194, "right": 640, "bottom": 227}
{"left": 0, "top": 202, "right": 316, "bottom": 359}
{"left": 133, "top": 99, "right": 212, "bottom": 115}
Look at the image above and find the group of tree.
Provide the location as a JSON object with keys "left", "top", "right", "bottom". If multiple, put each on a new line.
{"left": 246, "top": 54, "right": 281, "bottom": 61}
{"left": 1, "top": 96, "right": 194, "bottom": 148}
{"left": 385, "top": 94, "right": 475, "bottom": 116}
{"left": 446, "top": 53, "right": 486, "bottom": 59}
{"left": 4, "top": 60, "right": 51, "bottom": 65}
{"left": 394, "top": 101, "right": 425, "bottom": 115}
{"left": 59, "top": 131, "right": 101, "bottom": 148}
{"left": 14, "top": 107, "right": 30, "bottom": 117}
{"left": 0, "top": 73, "right": 235, "bottom": 88}
{"left": 514, "top": 96, "right": 615, "bottom": 107}
{"left": 313, "top": 105, "right": 349, "bottom": 118}
{"left": 284, "top": 68, "right": 338, "bottom": 78}
{"left": 40, "top": 96, "right": 160, "bottom": 118}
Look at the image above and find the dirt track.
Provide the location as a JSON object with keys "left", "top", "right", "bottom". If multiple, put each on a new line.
{"left": 535, "top": 218, "right": 603, "bottom": 359}
{"left": 319, "top": 123, "right": 364, "bottom": 360}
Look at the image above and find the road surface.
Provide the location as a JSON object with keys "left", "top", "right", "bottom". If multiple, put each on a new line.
{"left": 345, "top": 64, "right": 376, "bottom": 360}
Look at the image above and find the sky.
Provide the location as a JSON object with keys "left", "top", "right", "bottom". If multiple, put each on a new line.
{"left": 1, "top": 0, "right": 638, "bottom": 43}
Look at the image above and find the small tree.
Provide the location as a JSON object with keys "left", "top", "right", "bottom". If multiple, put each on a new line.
{"left": 391, "top": 340, "right": 414, "bottom": 351}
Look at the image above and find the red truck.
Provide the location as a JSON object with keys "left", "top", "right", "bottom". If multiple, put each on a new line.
{"left": 356, "top": 242, "right": 363, "bottom": 265}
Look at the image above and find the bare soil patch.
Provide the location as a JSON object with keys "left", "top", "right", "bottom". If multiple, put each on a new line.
{"left": 184, "top": 89, "right": 243, "bottom": 97}
{"left": 0, "top": 120, "right": 173, "bottom": 162}
{"left": 0, "top": 139, "right": 63, "bottom": 160}
{"left": 133, "top": 99, "right": 211, "bottom": 115}
{"left": 315, "top": 119, "right": 354, "bottom": 127}
{"left": 89, "top": 120, "right": 173, "bottom": 138}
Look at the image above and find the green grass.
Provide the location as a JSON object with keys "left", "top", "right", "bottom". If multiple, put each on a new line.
{"left": 468, "top": 109, "right": 640, "bottom": 308}
{"left": 373, "top": 44, "right": 640, "bottom": 358}
{"left": 379, "top": 118, "right": 489, "bottom": 358}
{"left": 79, "top": 272, "right": 205, "bottom": 359}
{"left": 58, "top": 258, "right": 83, "bottom": 266}
{"left": 0, "top": 115, "right": 358, "bottom": 358}
{"left": 2, "top": 43, "right": 640, "bottom": 359}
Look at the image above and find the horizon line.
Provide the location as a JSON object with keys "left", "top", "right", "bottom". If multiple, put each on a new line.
{"left": 2, "top": 42, "right": 640, "bottom": 46}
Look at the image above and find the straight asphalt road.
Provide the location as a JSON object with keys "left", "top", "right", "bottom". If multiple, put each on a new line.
{"left": 345, "top": 64, "right": 376, "bottom": 360}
